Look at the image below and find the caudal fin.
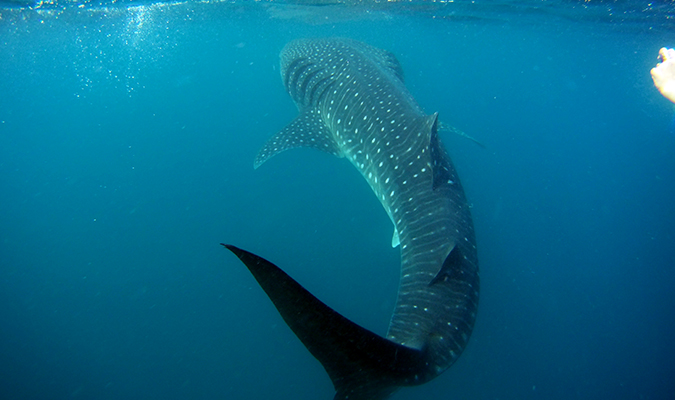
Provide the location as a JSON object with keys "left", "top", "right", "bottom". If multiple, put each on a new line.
{"left": 222, "top": 244, "right": 431, "bottom": 400}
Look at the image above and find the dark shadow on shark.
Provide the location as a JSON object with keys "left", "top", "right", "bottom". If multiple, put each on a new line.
{"left": 223, "top": 38, "right": 479, "bottom": 400}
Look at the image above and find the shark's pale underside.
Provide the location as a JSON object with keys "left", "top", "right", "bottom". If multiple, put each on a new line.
{"left": 223, "top": 38, "right": 479, "bottom": 400}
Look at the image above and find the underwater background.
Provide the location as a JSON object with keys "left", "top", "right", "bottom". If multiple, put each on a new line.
{"left": 1, "top": 1, "right": 674, "bottom": 399}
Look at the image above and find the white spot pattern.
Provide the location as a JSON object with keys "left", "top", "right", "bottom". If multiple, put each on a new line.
{"left": 255, "top": 38, "right": 478, "bottom": 374}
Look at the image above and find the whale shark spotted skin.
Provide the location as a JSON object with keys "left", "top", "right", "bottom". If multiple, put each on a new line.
{"left": 224, "top": 38, "right": 479, "bottom": 400}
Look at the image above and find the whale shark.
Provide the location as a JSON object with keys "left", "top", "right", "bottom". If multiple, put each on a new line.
{"left": 223, "top": 38, "right": 479, "bottom": 400}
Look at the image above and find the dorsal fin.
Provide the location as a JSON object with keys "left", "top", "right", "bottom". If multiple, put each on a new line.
{"left": 254, "top": 108, "right": 341, "bottom": 169}
{"left": 429, "top": 245, "right": 464, "bottom": 286}
{"left": 222, "top": 244, "right": 432, "bottom": 400}
{"left": 426, "top": 113, "right": 459, "bottom": 190}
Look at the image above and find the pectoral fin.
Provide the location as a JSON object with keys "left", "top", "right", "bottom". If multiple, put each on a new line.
{"left": 254, "top": 108, "right": 341, "bottom": 169}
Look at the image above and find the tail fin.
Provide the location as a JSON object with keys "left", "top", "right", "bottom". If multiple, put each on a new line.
{"left": 222, "top": 244, "right": 430, "bottom": 400}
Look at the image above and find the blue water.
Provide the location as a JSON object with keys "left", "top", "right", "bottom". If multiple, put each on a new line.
{"left": 1, "top": 2, "right": 674, "bottom": 399}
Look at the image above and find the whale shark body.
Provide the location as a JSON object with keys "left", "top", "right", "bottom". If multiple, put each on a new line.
{"left": 223, "top": 38, "right": 479, "bottom": 400}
